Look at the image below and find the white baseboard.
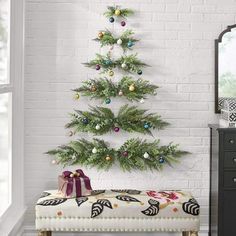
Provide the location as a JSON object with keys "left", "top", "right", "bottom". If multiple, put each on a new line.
{"left": 22, "top": 225, "right": 209, "bottom": 236}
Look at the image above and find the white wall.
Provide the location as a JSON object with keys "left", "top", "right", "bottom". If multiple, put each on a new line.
{"left": 24, "top": 0, "right": 236, "bottom": 234}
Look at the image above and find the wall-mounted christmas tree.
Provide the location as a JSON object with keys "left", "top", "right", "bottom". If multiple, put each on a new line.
{"left": 47, "top": 6, "right": 188, "bottom": 171}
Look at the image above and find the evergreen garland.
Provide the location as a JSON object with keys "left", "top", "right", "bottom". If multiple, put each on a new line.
{"left": 73, "top": 76, "right": 158, "bottom": 102}
{"left": 104, "top": 6, "right": 134, "bottom": 19}
{"left": 84, "top": 53, "right": 148, "bottom": 74}
{"left": 47, "top": 138, "right": 188, "bottom": 171}
{"left": 66, "top": 105, "right": 168, "bottom": 136}
{"left": 95, "top": 30, "right": 138, "bottom": 51}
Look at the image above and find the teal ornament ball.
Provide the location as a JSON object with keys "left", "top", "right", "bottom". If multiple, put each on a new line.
{"left": 159, "top": 157, "right": 165, "bottom": 164}
{"left": 109, "top": 17, "right": 115, "bottom": 23}
{"left": 144, "top": 123, "right": 150, "bottom": 129}
{"left": 105, "top": 60, "right": 112, "bottom": 66}
{"left": 127, "top": 41, "right": 134, "bottom": 48}
{"left": 105, "top": 98, "right": 111, "bottom": 104}
{"left": 137, "top": 69, "right": 142, "bottom": 75}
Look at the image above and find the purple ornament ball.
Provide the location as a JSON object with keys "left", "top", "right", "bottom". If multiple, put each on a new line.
{"left": 121, "top": 21, "right": 126, "bottom": 27}
{"left": 95, "top": 64, "right": 101, "bottom": 70}
{"left": 114, "top": 127, "right": 120, "bottom": 132}
{"left": 122, "top": 151, "right": 128, "bottom": 157}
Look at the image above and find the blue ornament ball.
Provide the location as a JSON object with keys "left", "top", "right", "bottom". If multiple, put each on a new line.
{"left": 105, "top": 98, "right": 111, "bottom": 104}
{"left": 159, "top": 157, "right": 165, "bottom": 164}
{"left": 137, "top": 69, "right": 143, "bottom": 75}
{"left": 127, "top": 41, "right": 134, "bottom": 48}
{"left": 82, "top": 117, "right": 89, "bottom": 124}
{"left": 109, "top": 17, "right": 115, "bottom": 23}
{"left": 144, "top": 123, "right": 150, "bottom": 129}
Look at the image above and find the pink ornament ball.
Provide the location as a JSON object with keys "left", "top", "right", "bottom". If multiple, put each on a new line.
{"left": 122, "top": 151, "right": 128, "bottom": 157}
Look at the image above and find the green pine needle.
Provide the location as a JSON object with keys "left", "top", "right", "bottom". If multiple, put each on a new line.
{"left": 73, "top": 76, "right": 158, "bottom": 102}
{"left": 46, "top": 138, "right": 188, "bottom": 171}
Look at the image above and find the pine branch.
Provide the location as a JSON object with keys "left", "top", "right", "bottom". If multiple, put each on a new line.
{"left": 66, "top": 105, "right": 168, "bottom": 135}
{"left": 46, "top": 138, "right": 188, "bottom": 171}
{"left": 104, "top": 6, "right": 134, "bottom": 18}
{"left": 84, "top": 53, "right": 148, "bottom": 74}
{"left": 94, "top": 30, "right": 139, "bottom": 51}
{"left": 73, "top": 76, "right": 158, "bottom": 102}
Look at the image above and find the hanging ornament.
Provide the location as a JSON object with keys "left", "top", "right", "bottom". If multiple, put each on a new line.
{"left": 121, "top": 21, "right": 126, "bottom": 27}
{"left": 106, "top": 155, "right": 112, "bottom": 161}
{"left": 137, "top": 69, "right": 143, "bottom": 75}
{"left": 117, "top": 39, "right": 123, "bottom": 45}
{"left": 108, "top": 70, "right": 114, "bottom": 77}
{"left": 105, "top": 98, "right": 111, "bottom": 104}
{"left": 95, "top": 124, "right": 101, "bottom": 130}
{"left": 98, "top": 32, "right": 104, "bottom": 39}
{"left": 143, "top": 152, "right": 149, "bottom": 159}
{"left": 74, "top": 92, "right": 80, "bottom": 100}
{"left": 51, "top": 159, "right": 57, "bottom": 165}
{"left": 91, "top": 85, "right": 97, "bottom": 92}
{"left": 105, "top": 59, "right": 112, "bottom": 66}
{"left": 159, "top": 157, "right": 165, "bottom": 164}
{"left": 92, "top": 147, "right": 97, "bottom": 154}
{"left": 122, "top": 151, "right": 129, "bottom": 157}
{"left": 129, "top": 84, "right": 135, "bottom": 91}
{"left": 115, "top": 9, "right": 121, "bottom": 16}
{"left": 118, "top": 90, "right": 123, "bottom": 96}
{"left": 109, "top": 17, "right": 115, "bottom": 23}
{"left": 114, "top": 126, "right": 120, "bottom": 132}
{"left": 82, "top": 117, "right": 89, "bottom": 124}
{"left": 121, "top": 63, "right": 127, "bottom": 69}
{"left": 95, "top": 64, "right": 101, "bottom": 70}
{"left": 72, "top": 154, "right": 76, "bottom": 160}
{"left": 68, "top": 131, "right": 74, "bottom": 137}
{"left": 144, "top": 122, "right": 150, "bottom": 129}
{"left": 127, "top": 41, "right": 134, "bottom": 48}
{"left": 140, "top": 98, "right": 145, "bottom": 103}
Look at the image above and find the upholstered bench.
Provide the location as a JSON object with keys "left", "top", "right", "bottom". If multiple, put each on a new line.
{"left": 36, "top": 189, "right": 200, "bottom": 236}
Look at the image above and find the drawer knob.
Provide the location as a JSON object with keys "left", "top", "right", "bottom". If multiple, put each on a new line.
{"left": 229, "top": 139, "right": 235, "bottom": 144}
{"left": 233, "top": 177, "right": 236, "bottom": 183}
{"left": 233, "top": 158, "right": 236, "bottom": 163}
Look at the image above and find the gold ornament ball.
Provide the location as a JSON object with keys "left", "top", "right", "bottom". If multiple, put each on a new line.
{"left": 115, "top": 9, "right": 121, "bottom": 16}
{"left": 91, "top": 85, "right": 97, "bottom": 92}
{"left": 108, "top": 70, "right": 114, "bottom": 77}
{"left": 106, "top": 155, "right": 112, "bottom": 161}
{"left": 98, "top": 32, "right": 104, "bottom": 39}
{"left": 129, "top": 84, "right": 135, "bottom": 91}
{"left": 68, "top": 131, "right": 74, "bottom": 136}
{"left": 74, "top": 92, "right": 80, "bottom": 100}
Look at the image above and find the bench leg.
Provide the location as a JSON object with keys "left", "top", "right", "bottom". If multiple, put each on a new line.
{"left": 38, "top": 231, "right": 52, "bottom": 236}
{"left": 182, "top": 231, "right": 198, "bottom": 236}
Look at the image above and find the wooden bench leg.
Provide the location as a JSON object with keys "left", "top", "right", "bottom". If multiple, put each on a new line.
{"left": 38, "top": 231, "right": 52, "bottom": 236}
{"left": 182, "top": 231, "right": 198, "bottom": 236}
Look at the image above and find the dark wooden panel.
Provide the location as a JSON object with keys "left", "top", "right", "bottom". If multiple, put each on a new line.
{"left": 224, "top": 152, "right": 236, "bottom": 169}
{"left": 224, "top": 171, "right": 236, "bottom": 189}
{"left": 223, "top": 191, "right": 236, "bottom": 235}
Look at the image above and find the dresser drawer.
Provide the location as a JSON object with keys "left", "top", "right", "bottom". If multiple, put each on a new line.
{"left": 224, "top": 152, "right": 236, "bottom": 168}
{"left": 224, "top": 134, "right": 236, "bottom": 150}
{"left": 224, "top": 171, "right": 236, "bottom": 188}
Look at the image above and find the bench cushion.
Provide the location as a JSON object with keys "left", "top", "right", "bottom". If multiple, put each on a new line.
{"left": 35, "top": 189, "right": 200, "bottom": 232}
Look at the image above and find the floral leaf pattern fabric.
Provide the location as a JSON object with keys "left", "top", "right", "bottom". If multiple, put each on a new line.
{"left": 76, "top": 197, "right": 88, "bottom": 207}
{"left": 182, "top": 198, "right": 200, "bottom": 216}
{"left": 36, "top": 190, "right": 200, "bottom": 219}
{"left": 91, "top": 202, "right": 104, "bottom": 218}
{"left": 37, "top": 198, "right": 67, "bottom": 206}
{"left": 97, "top": 199, "right": 113, "bottom": 209}
{"left": 116, "top": 195, "right": 140, "bottom": 202}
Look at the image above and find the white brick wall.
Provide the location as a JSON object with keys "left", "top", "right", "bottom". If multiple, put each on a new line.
{"left": 24, "top": 0, "right": 236, "bottom": 233}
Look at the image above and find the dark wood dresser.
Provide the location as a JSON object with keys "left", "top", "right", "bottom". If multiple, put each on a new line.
{"left": 209, "top": 124, "right": 236, "bottom": 236}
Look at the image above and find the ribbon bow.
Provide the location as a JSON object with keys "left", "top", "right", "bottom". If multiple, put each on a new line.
{"left": 62, "top": 169, "right": 92, "bottom": 197}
